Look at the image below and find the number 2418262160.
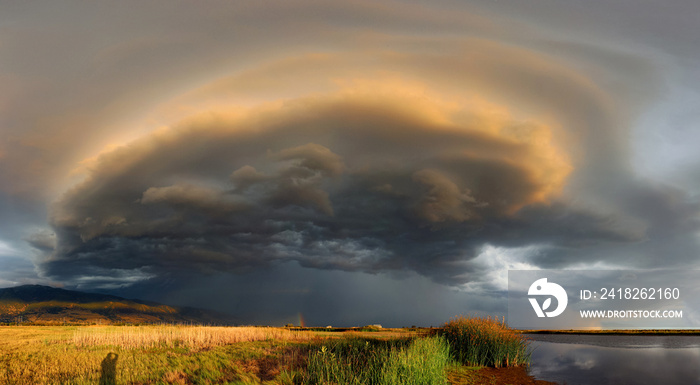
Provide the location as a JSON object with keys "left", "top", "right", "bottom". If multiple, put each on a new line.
{"left": 580, "top": 287, "right": 680, "bottom": 300}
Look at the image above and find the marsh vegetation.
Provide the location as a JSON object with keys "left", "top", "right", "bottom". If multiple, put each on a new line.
{"left": 0, "top": 317, "right": 533, "bottom": 384}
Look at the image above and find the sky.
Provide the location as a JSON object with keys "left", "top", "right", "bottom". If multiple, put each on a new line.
{"left": 1, "top": 0, "right": 700, "bottom": 327}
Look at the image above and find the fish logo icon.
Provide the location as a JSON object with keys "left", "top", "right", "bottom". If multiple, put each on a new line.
{"left": 528, "top": 278, "right": 568, "bottom": 318}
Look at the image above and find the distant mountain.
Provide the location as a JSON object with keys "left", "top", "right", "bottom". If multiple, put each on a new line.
{"left": 0, "top": 285, "right": 236, "bottom": 325}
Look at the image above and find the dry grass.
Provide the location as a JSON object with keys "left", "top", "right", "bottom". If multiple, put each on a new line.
{"left": 0, "top": 325, "right": 318, "bottom": 384}
{"left": 73, "top": 325, "right": 316, "bottom": 349}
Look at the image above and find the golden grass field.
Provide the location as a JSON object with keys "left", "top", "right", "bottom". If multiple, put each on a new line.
{"left": 0, "top": 324, "right": 543, "bottom": 385}
{"left": 1, "top": 325, "right": 317, "bottom": 384}
{"left": 0, "top": 325, "right": 424, "bottom": 384}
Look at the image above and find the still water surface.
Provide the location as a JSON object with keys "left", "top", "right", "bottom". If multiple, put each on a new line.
{"left": 526, "top": 334, "right": 700, "bottom": 385}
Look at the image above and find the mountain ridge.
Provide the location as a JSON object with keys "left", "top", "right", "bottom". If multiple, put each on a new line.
{"left": 0, "top": 284, "right": 235, "bottom": 325}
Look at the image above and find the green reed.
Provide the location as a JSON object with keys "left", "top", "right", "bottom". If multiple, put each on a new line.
{"left": 301, "top": 336, "right": 449, "bottom": 385}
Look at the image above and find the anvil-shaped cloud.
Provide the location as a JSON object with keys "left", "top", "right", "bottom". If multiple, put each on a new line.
{"left": 39, "top": 63, "right": 640, "bottom": 288}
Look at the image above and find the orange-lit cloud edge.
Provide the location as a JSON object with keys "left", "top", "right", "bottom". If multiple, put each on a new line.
{"left": 70, "top": 45, "right": 586, "bottom": 215}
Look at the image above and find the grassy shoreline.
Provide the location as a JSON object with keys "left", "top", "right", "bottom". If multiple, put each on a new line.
{"left": 519, "top": 329, "right": 700, "bottom": 335}
{"left": 0, "top": 321, "right": 539, "bottom": 384}
{"left": 10, "top": 323, "right": 693, "bottom": 384}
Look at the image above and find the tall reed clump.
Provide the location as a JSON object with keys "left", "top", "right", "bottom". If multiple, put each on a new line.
{"left": 437, "top": 316, "right": 531, "bottom": 368}
{"left": 302, "top": 336, "right": 449, "bottom": 385}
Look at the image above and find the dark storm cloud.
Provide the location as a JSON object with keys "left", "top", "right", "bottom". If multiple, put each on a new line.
{"left": 36, "top": 85, "right": 645, "bottom": 288}
{"left": 35, "top": 28, "right": 700, "bottom": 290}
{"left": 2, "top": 0, "right": 698, "bottom": 315}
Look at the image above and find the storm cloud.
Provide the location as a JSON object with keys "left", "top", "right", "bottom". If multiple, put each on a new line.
{"left": 3, "top": 0, "right": 700, "bottom": 325}
{"left": 39, "top": 72, "right": 642, "bottom": 287}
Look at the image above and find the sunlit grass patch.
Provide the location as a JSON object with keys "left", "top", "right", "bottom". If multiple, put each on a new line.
{"left": 0, "top": 326, "right": 317, "bottom": 384}
{"left": 0, "top": 330, "right": 309, "bottom": 384}
{"left": 73, "top": 325, "right": 315, "bottom": 350}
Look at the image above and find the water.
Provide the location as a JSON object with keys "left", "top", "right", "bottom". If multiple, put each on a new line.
{"left": 526, "top": 334, "right": 700, "bottom": 385}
